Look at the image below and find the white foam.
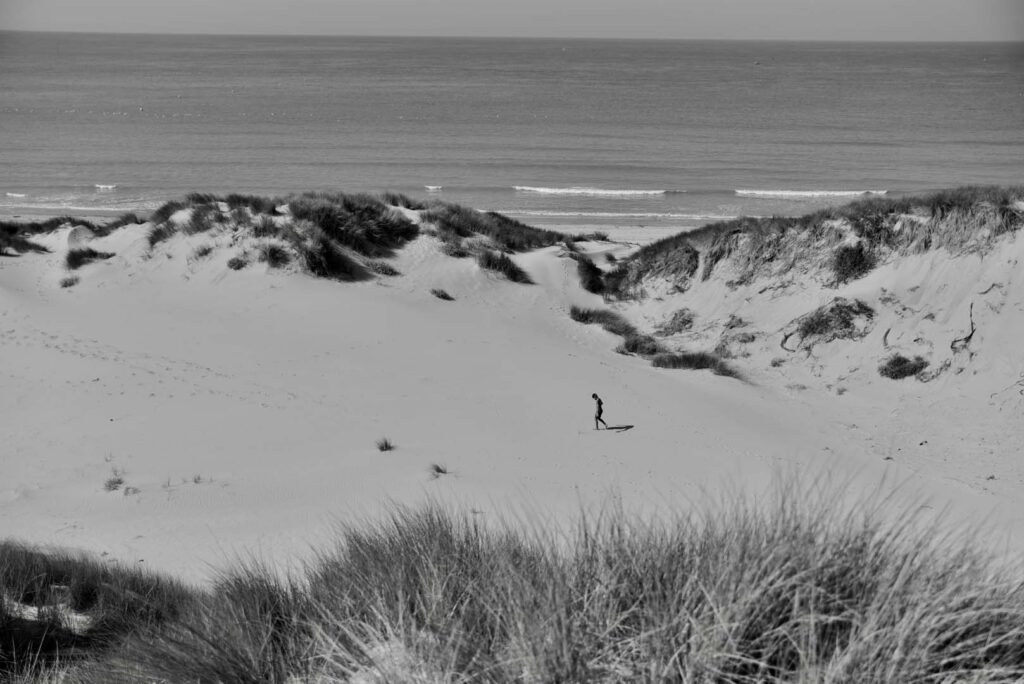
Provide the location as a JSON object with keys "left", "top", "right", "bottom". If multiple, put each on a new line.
{"left": 5, "top": 193, "right": 27, "bottom": 198}
{"left": 424, "top": 185, "right": 443, "bottom": 192}
{"left": 95, "top": 184, "right": 117, "bottom": 191}
{"left": 735, "top": 189, "right": 888, "bottom": 199}
{"left": 513, "top": 186, "right": 667, "bottom": 197}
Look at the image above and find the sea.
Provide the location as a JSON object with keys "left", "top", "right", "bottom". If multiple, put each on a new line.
{"left": 1, "top": 32, "right": 1022, "bottom": 242}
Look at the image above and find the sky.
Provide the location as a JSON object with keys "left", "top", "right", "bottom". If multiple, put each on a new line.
{"left": 1, "top": 0, "right": 1022, "bottom": 41}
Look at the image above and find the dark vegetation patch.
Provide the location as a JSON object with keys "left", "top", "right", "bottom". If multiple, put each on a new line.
{"left": 569, "top": 306, "right": 637, "bottom": 338}
{"left": 149, "top": 200, "right": 187, "bottom": 226}
{"left": 441, "top": 241, "right": 470, "bottom": 258}
{"left": 477, "top": 250, "right": 532, "bottom": 283}
{"left": 430, "top": 288, "right": 454, "bottom": 301}
{"left": 7, "top": 482, "right": 1024, "bottom": 682}
{"left": 605, "top": 186, "right": 1024, "bottom": 298}
{"left": 104, "top": 212, "right": 142, "bottom": 231}
{"left": 296, "top": 228, "right": 370, "bottom": 282}
{"left": 65, "top": 248, "right": 115, "bottom": 270}
{"left": 651, "top": 351, "right": 742, "bottom": 378}
{"left": 879, "top": 354, "right": 930, "bottom": 379}
{"left": 570, "top": 253, "right": 604, "bottom": 293}
{"left": 226, "top": 255, "right": 248, "bottom": 271}
{"left": 795, "top": 298, "right": 874, "bottom": 341}
{"left": 376, "top": 437, "right": 394, "bottom": 452}
{"left": 0, "top": 228, "right": 48, "bottom": 256}
{"left": 367, "top": 260, "right": 400, "bottom": 276}
{"left": 289, "top": 192, "right": 418, "bottom": 258}
{"left": 832, "top": 242, "right": 876, "bottom": 284}
{"left": 147, "top": 223, "right": 177, "bottom": 249}
{"left": 183, "top": 205, "right": 216, "bottom": 236}
{"left": 381, "top": 191, "right": 426, "bottom": 210}
{"left": 422, "top": 203, "right": 566, "bottom": 252}
{"left": 60, "top": 276, "right": 79, "bottom": 288}
{"left": 257, "top": 243, "right": 291, "bottom": 268}
{"left": 655, "top": 308, "right": 696, "bottom": 336}
{"left": 252, "top": 215, "right": 280, "bottom": 238}
{"left": 190, "top": 244, "right": 214, "bottom": 260}
{"left": 616, "top": 334, "right": 664, "bottom": 356}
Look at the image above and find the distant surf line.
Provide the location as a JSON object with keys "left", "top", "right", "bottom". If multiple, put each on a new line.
{"left": 498, "top": 210, "right": 738, "bottom": 221}
{"left": 513, "top": 186, "right": 677, "bottom": 198}
{"left": 735, "top": 189, "right": 888, "bottom": 199}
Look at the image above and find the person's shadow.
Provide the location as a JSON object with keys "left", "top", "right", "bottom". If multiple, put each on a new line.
{"left": 604, "top": 425, "right": 634, "bottom": 432}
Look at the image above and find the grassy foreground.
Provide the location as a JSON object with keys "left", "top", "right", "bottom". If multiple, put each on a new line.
{"left": 4, "top": 480, "right": 1024, "bottom": 682}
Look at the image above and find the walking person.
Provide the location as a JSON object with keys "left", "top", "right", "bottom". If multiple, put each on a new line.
{"left": 592, "top": 393, "right": 608, "bottom": 430}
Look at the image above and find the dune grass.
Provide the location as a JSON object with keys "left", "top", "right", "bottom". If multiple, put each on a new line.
{"left": 422, "top": 203, "right": 566, "bottom": 252}
{"left": 478, "top": 250, "right": 533, "bottom": 284}
{"left": 65, "top": 248, "right": 115, "bottom": 270}
{"left": 6, "top": 479, "right": 1024, "bottom": 682}
{"left": 652, "top": 350, "right": 742, "bottom": 378}
{"left": 569, "top": 305, "right": 637, "bottom": 338}
{"left": 571, "top": 253, "right": 605, "bottom": 293}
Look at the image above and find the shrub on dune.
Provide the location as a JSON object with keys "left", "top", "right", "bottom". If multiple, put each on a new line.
{"left": 572, "top": 253, "right": 604, "bottom": 293}
{"left": 289, "top": 195, "right": 418, "bottom": 259}
{"left": 832, "top": 242, "right": 876, "bottom": 284}
{"left": 616, "top": 334, "right": 664, "bottom": 356}
{"left": 149, "top": 200, "right": 186, "bottom": 226}
{"left": 477, "top": 250, "right": 533, "bottom": 283}
{"left": 257, "top": 243, "right": 291, "bottom": 268}
{"left": 422, "top": 203, "right": 566, "bottom": 252}
{"left": 296, "top": 228, "right": 369, "bottom": 282}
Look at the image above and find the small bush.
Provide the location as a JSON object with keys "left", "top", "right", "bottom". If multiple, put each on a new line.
{"left": 147, "top": 223, "right": 177, "bottom": 249}
{"left": 879, "top": 354, "right": 929, "bottom": 379}
{"left": 430, "top": 288, "right": 454, "bottom": 301}
{"left": 478, "top": 250, "right": 532, "bottom": 284}
{"left": 376, "top": 438, "right": 395, "bottom": 452}
{"left": 833, "top": 242, "right": 876, "bottom": 284}
{"left": 60, "top": 276, "right": 79, "bottom": 288}
{"left": 796, "top": 299, "right": 874, "bottom": 341}
{"left": 226, "top": 255, "right": 248, "bottom": 271}
{"left": 65, "top": 247, "right": 115, "bottom": 270}
{"left": 428, "top": 463, "right": 449, "bottom": 478}
{"left": 367, "top": 260, "right": 401, "bottom": 276}
{"left": 652, "top": 351, "right": 742, "bottom": 378}
{"left": 190, "top": 244, "right": 214, "bottom": 260}
{"left": 569, "top": 306, "right": 637, "bottom": 338}
{"left": 257, "top": 243, "right": 290, "bottom": 268}
{"left": 616, "top": 334, "right": 664, "bottom": 356}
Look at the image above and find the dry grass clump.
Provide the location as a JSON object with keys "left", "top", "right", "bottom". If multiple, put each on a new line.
{"left": 12, "top": 478, "right": 1024, "bottom": 682}
{"left": 381, "top": 191, "right": 426, "bottom": 210}
{"left": 59, "top": 276, "right": 79, "bottom": 288}
{"left": 376, "top": 437, "right": 395, "bottom": 452}
{"left": 190, "top": 244, "right": 214, "bottom": 261}
{"left": 655, "top": 308, "right": 696, "bottom": 336}
{"left": 295, "top": 227, "right": 370, "bottom": 282}
{"left": 146, "top": 223, "right": 177, "bottom": 249}
{"left": 478, "top": 250, "right": 533, "bottom": 283}
{"left": 65, "top": 248, "right": 115, "bottom": 270}
{"left": 226, "top": 255, "right": 248, "bottom": 271}
{"left": 795, "top": 298, "right": 874, "bottom": 342}
{"left": 256, "top": 242, "right": 291, "bottom": 268}
{"left": 879, "top": 353, "right": 930, "bottom": 379}
{"left": 616, "top": 334, "right": 664, "bottom": 356}
{"left": 651, "top": 350, "right": 742, "bottom": 378}
{"left": 289, "top": 192, "right": 418, "bottom": 259}
{"left": 832, "top": 242, "right": 876, "bottom": 284}
{"left": 367, "top": 260, "right": 401, "bottom": 277}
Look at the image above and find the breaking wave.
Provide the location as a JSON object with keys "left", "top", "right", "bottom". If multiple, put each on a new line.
{"left": 5, "top": 193, "right": 27, "bottom": 198}
{"left": 95, "top": 184, "right": 117, "bottom": 190}
{"left": 735, "top": 189, "right": 888, "bottom": 199}
{"left": 502, "top": 210, "right": 737, "bottom": 221}
{"left": 513, "top": 186, "right": 671, "bottom": 197}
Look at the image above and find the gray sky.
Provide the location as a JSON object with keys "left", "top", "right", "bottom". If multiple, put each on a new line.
{"left": 2, "top": 0, "right": 1022, "bottom": 40}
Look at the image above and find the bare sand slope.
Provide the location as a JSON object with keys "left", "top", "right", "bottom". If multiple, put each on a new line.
{"left": 1, "top": 224, "right": 1019, "bottom": 582}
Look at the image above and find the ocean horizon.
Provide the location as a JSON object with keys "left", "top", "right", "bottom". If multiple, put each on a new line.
{"left": 2, "top": 31, "right": 1021, "bottom": 236}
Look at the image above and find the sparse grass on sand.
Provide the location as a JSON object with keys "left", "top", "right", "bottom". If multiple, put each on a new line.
{"left": 376, "top": 437, "right": 394, "bottom": 452}
{"left": 569, "top": 306, "right": 637, "bottom": 338}
{"left": 6, "top": 478, "right": 1024, "bottom": 682}
{"left": 422, "top": 203, "right": 566, "bottom": 252}
{"left": 59, "top": 276, "right": 79, "bottom": 288}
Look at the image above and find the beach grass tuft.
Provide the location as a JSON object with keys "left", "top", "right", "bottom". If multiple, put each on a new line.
{"left": 651, "top": 350, "right": 742, "bottom": 378}
{"left": 9, "top": 478, "right": 1024, "bottom": 682}
{"left": 477, "top": 250, "right": 532, "bottom": 283}
{"left": 430, "top": 288, "right": 454, "bottom": 301}
{"left": 65, "top": 248, "right": 115, "bottom": 270}
{"left": 879, "top": 353, "right": 929, "bottom": 379}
